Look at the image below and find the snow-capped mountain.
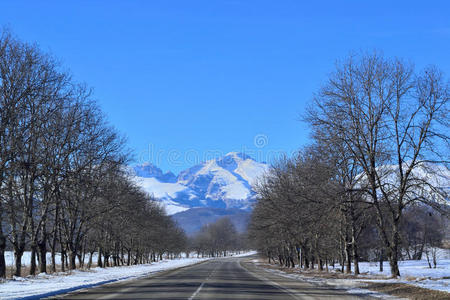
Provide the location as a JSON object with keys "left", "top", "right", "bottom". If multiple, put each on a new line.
{"left": 132, "top": 152, "right": 269, "bottom": 214}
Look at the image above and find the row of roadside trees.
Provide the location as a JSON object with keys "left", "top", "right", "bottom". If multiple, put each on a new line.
{"left": 190, "top": 217, "right": 249, "bottom": 258}
{"left": 0, "top": 31, "right": 187, "bottom": 279}
{"left": 250, "top": 52, "right": 449, "bottom": 277}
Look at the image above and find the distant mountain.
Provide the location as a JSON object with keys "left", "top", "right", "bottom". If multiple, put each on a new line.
{"left": 133, "top": 163, "right": 177, "bottom": 183}
{"left": 171, "top": 207, "right": 251, "bottom": 236}
{"left": 132, "top": 152, "right": 269, "bottom": 214}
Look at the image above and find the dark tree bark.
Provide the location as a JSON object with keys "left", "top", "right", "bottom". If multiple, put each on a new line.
{"left": 0, "top": 234, "right": 6, "bottom": 278}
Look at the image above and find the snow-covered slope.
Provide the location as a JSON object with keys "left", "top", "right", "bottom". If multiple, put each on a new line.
{"left": 132, "top": 177, "right": 193, "bottom": 214}
{"left": 132, "top": 152, "right": 269, "bottom": 214}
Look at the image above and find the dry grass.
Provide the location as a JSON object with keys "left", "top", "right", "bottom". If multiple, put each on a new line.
{"left": 441, "top": 240, "right": 450, "bottom": 249}
{"left": 366, "top": 282, "right": 450, "bottom": 300}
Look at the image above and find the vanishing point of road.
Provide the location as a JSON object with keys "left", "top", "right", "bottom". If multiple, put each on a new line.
{"left": 50, "top": 256, "right": 375, "bottom": 300}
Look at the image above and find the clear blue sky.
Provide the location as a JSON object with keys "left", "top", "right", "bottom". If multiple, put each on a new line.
{"left": 1, "top": 1, "right": 449, "bottom": 173}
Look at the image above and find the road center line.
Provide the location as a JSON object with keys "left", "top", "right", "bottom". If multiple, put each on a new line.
{"left": 188, "top": 262, "right": 220, "bottom": 300}
{"left": 188, "top": 281, "right": 205, "bottom": 300}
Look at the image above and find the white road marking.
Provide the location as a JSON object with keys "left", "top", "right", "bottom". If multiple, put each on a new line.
{"left": 188, "top": 281, "right": 205, "bottom": 300}
{"left": 188, "top": 262, "right": 220, "bottom": 300}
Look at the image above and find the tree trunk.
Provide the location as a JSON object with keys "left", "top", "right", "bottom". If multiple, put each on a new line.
{"left": 30, "top": 241, "right": 37, "bottom": 275}
{"left": 69, "top": 250, "right": 77, "bottom": 270}
{"left": 104, "top": 253, "right": 110, "bottom": 267}
{"left": 388, "top": 220, "right": 401, "bottom": 277}
{"left": 77, "top": 253, "right": 83, "bottom": 268}
{"left": 425, "top": 250, "right": 432, "bottom": 268}
{"left": 51, "top": 200, "right": 59, "bottom": 273}
{"left": 303, "top": 246, "right": 309, "bottom": 269}
{"left": 345, "top": 241, "right": 351, "bottom": 274}
{"left": 379, "top": 249, "right": 383, "bottom": 272}
{"left": 65, "top": 252, "right": 69, "bottom": 269}
{"left": 134, "top": 250, "right": 139, "bottom": 265}
{"left": 38, "top": 239, "right": 47, "bottom": 274}
{"left": 388, "top": 248, "right": 400, "bottom": 277}
{"left": 351, "top": 221, "right": 360, "bottom": 275}
{"left": 50, "top": 237, "right": 56, "bottom": 272}
{"left": 352, "top": 239, "right": 359, "bottom": 275}
{"left": 60, "top": 248, "right": 66, "bottom": 272}
{"left": 87, "top": 251, "right": 94, "bottom": 269}
{"left": 97, "top": 247, "right": 103, "bottom": 268}
{"left": 14, "top": 248, "right": 24, "bottom": 277}
{"left": 0, "top": 234, "right": 6, "bottom": 278}
{"left": 433, "top": 256, "right": 437, "bottom": 269}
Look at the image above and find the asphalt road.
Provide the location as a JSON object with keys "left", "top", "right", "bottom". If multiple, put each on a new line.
{"left": 50, "top": 256, "right": 375, "bottom": 300}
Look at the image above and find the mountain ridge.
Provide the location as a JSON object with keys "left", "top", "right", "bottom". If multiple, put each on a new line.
{"left": 132, "top": 152, "right": 269, "bottom": 214}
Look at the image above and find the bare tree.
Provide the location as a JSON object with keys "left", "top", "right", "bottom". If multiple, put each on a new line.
{"left": 0, "top": 30, "right": 189, "bottom": 278}
{"left": 307, "top": 52, "right": 449, "bottom": 276}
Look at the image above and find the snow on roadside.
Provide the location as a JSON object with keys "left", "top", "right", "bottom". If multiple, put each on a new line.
{"left": 0, "top": 257, "right": 206, "bottom": 300}
{"left": 358, "top": 259, "right": 450, "bottom": 280}
{"left": 0, "top": 251, "right": 256, "bottom": 300}
{"left": 260, "top": 267, "right": 398, "bottom": 299}
{"left": 252, "top": 258, "right": 450, "bottom": 295}
{"left": 357, "top": 259, "right": 450, "bottom": 293}
{"left": 230, "top": 250, "right": 257, "bottom": 257}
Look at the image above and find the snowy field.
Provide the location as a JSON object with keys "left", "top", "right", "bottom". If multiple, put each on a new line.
{"left": 0, "top": 251, "right": 256, "bottom": 300}
{"left": 256, "top": 255, "right": 450, "bottom": 295}
{"left": 355, "top": 248, "right": 450, "bottom": 292}
{"left": 356, "top": 258, "right": 450, "bottom": 293}
{"left": 5, "top": 252, "right": 65, "bottom": 267}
